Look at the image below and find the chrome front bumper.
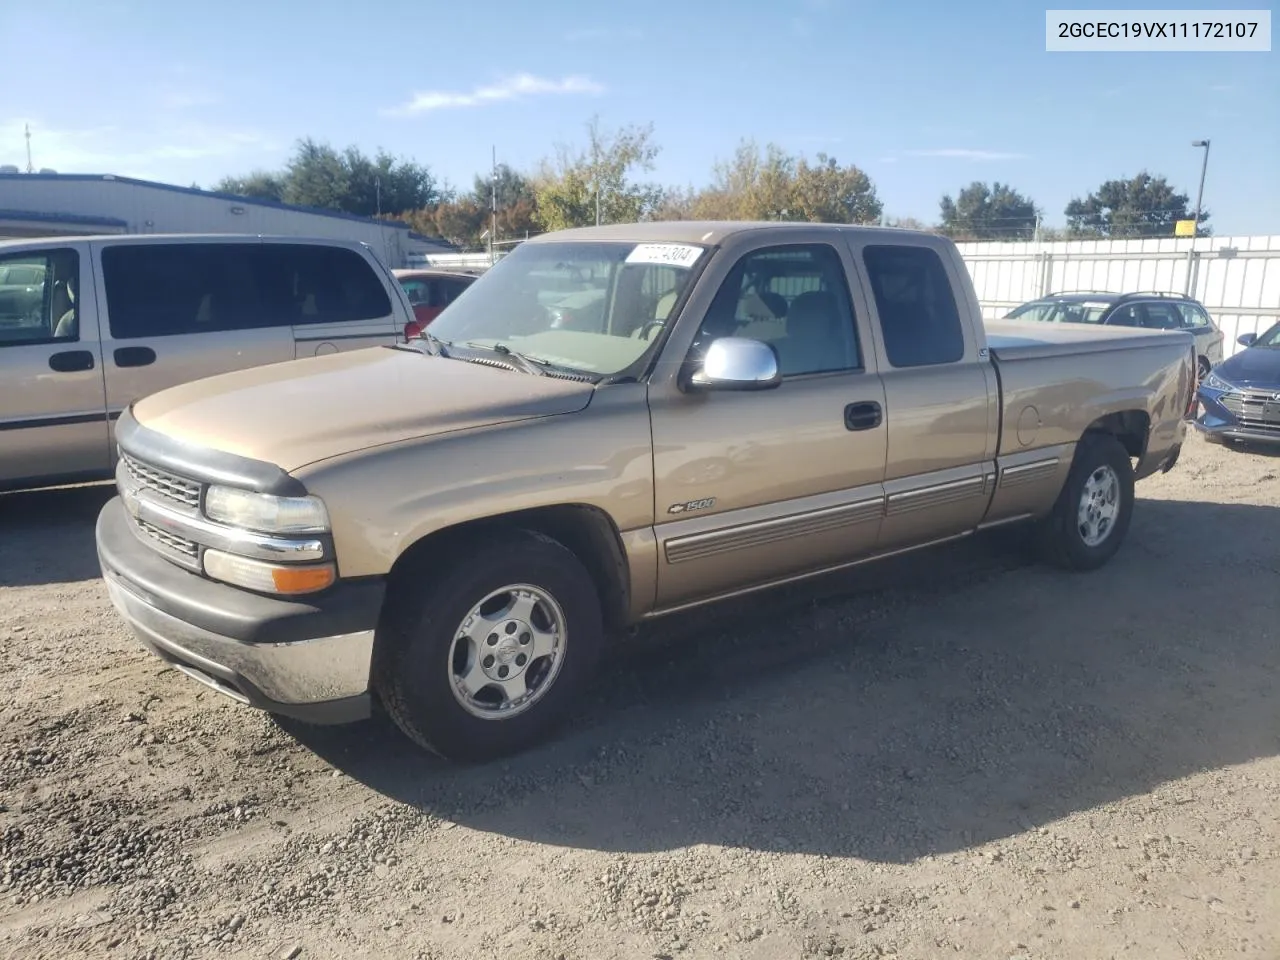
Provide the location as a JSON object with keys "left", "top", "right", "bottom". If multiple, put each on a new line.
{"left": 97, "top": 495, "right": 380, "bottom": 725}
{"left": 105, "top": 568, "right": 374, "bottom": 723}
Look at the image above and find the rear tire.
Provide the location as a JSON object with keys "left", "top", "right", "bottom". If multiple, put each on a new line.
{"left": 1035, "top": 433, "right": 1135, "bottom": 571}
{"left": 372, "top": 530, "right": 604, "bottom": 762}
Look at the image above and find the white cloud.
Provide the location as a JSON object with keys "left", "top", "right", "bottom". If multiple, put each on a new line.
{"left": 905, "top": 148, "right": 1028, "bottom": 161}
{"left": 0, "top": 118, "right": 275, "bottom": 176}
{"left": 382, "top": 73, "right": 605, "bottom": 117}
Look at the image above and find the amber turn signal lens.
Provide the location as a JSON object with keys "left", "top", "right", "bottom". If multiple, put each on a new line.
{"left": 270, "top": 565, "right": 336, "bottom": 595}
{"left": 203, "top": 549, "right": 336, "bottom": 596}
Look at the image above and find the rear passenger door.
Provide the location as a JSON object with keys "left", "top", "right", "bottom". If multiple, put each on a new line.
{"left": 97, "top": 240, "right": 296, "bottom": 424}
{"left": 1174, "top": 301, "right": 1224, "bottom": 365}
{"left": 848, "top": 241, "right": 1000, "bottom": 552}
{"left": 0, "top": 243, "right": 111, "bottom": 487}
{"left": 267, "top": 243, "right": 400, "bottom": 358}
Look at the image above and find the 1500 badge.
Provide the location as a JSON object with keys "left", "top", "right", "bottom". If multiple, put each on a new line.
{"left": 668, "top": 497, "right": 716, "bottom": 515}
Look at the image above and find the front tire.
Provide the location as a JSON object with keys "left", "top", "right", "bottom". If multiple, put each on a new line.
{"left": 1035, "top": 433, "right": 1135, "bottom": 571}
{"left": 373, "top": 530, "right": 604, "bottom": 761}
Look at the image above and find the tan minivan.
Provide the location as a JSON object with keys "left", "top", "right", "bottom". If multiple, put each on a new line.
{"left": 0, "top": 234, "right": 416, "bottom": 492}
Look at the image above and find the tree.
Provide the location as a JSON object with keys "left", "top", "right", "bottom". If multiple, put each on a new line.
{"left": 939, "top": 181, "right": 1040, "bottom": 240}
{"left": 694, "top": 140, "right": 794, "bottom": 220}
{"left": 790, "top": 153, "right": 882, "bottom": 224}
{"left": 884, "top": 216, "right": 933, "bottom": 231}
{"left": 1064, "top": 172, "right": 1208, "bottom": 238}
{"left": 687, "top": 140, "right": 881, "bottom": 223}
{"left": 282, "top": 138, "right": 349, "bottom": 210}
{"left": 341, "top": 145, "right": 439, "bottom": 217}
{"left": 430, "top": 199, "right": 488, "bottom": 248}
{"left": 216, "top": 139, "right": 440, "bottom": 217}
{"left": 650, "top": 185, "right": 699, "bottom": 221}
{"left": 471, "top": 163, "right": 539, "bottom": 238}
{"left": 532, "top": 116, "right": 665, "bottom": 230}
{"left": 214, "top": 170, "right": 286, "bottom": 202}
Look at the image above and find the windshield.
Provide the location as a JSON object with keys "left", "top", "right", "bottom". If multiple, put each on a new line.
{"left": 425, "top": 240, "right": 708, "bottom": 377}
{"left": 1006, "top": 300, "right": 1111, "bottom": 324}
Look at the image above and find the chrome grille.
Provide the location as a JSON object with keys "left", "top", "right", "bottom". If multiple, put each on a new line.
{"left": 121, "top": 453, "right": 202, "bottom": 508}
{"left": 136, "top": 517, "right": 200, "bottom": 562}
{"left": 1220, "top": 392, "right": 1280, "bottom": 432}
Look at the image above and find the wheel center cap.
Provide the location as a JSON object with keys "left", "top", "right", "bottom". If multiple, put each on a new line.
{"left": 496, "top": 635, "right": 522, "bottom": 666}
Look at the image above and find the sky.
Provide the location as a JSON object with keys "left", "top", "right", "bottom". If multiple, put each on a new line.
{"left": 2, "top": 0, "right": 1277, "bottom": 234}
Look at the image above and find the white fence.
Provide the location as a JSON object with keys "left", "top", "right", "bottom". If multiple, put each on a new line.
{"left": 407, "top": 251, "right": 507, "bottom": 271}
{"left": 956, "top": 234, "right": 1280, "bottom": 359}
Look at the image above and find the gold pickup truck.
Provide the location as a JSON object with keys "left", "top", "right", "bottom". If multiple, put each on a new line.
{"left": 95, "top": 222, "right": 1197, "bottom": 761}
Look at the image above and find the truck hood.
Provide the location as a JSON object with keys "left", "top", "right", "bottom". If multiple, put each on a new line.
{"left": 130, "top": 346, "right": 596, "bottom": 471}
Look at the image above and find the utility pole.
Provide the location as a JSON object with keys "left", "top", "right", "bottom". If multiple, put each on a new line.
{"left": 375, "top": 176, "right": 381, "bottom": 218}
{"left": 489, "top": 145, "right": 497, "bottom": 266}
{"left": 1191, "top": 139, "right": 1210, "bottom": 237}
{"left": 24, "top": 123, "right": 33, "bottom": 173}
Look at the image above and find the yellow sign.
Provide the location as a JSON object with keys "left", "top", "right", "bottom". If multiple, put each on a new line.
{"left": 1175, "top": 219, "right": 1197, "bottom": 237}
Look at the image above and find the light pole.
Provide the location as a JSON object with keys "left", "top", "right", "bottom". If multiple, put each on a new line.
{"left": 1191, "top": 139, "right": 1210, "bottom": 237}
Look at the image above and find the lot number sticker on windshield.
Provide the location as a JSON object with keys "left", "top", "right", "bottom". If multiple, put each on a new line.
{"left": 626, "top": 243, "right": 704, "bottom": 268}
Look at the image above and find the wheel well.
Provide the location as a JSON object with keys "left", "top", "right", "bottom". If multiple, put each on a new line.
{"left": 383, "top": 505, "right": 631, "bottom": 636}
{"left": 1082, "top": 410, "right": 1149, "bottom": 461}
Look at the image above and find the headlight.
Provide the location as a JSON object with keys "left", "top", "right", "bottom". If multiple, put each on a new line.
{"left": 1202, "top": 370, "right": 1235, "bottom": 392}
{"left": 204, "top": 550, "right": 336, "bottom": 595}
{"left": 204, "top": 485, "right": 330, "bottom": 534}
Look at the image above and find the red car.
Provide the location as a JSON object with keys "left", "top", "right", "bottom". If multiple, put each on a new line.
{"left": 393, "top": 268, "right": 478, "bottom": 340}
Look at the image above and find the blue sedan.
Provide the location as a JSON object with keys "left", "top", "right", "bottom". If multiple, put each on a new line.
{"left": 1194, "top": 322, "right": 1280, "bottom": 446}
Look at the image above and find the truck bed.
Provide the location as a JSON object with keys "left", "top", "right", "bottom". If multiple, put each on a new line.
{"left": 984, "top": 318, "right": 1192, "bottom": 361}
{"left": 981, "top": 317, "right": 1194, "bottom": 478}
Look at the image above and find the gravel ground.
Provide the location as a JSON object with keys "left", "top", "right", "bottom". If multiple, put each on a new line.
{"left": 1, "top": 432, "right": 1278, "bottom": 960}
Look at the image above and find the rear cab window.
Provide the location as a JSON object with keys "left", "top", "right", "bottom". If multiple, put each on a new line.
{"left": 862, "top": 244, "right": 965, "bottom": 367}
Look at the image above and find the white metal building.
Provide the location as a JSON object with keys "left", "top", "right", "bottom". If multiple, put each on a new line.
{"left": 0, "top": 172, "right": 454, "bottom": 267}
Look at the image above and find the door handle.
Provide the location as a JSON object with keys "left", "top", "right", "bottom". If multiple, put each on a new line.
{"left": 48, "top": 350, "right": 95, "bottom": 373}
{"left": 844, "top": 400, "right": 882, "bottom": 431}
{"left": 114, "top": 346, "right": 156, "bottom": 368}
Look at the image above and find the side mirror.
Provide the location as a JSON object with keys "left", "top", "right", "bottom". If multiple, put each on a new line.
{"left": 1237, "top": 332, "right": 1258, "bottom": 347}
{"left": 688, "top": 337, "right": 782, "bottom": 391}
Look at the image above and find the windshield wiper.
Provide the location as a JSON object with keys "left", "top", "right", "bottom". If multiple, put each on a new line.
{"left": 456, "top": 340, "right": 548, "bottom": 376}
{"left": 492, "top": 342, "right": 553, "bottom": 376}
{"left": 419, "top": 332, "right": 451, "bottom": 357}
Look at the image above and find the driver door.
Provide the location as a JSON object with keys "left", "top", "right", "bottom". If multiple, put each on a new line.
{"left": 646, "top": 238, "right": 888, "bottom": 610}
